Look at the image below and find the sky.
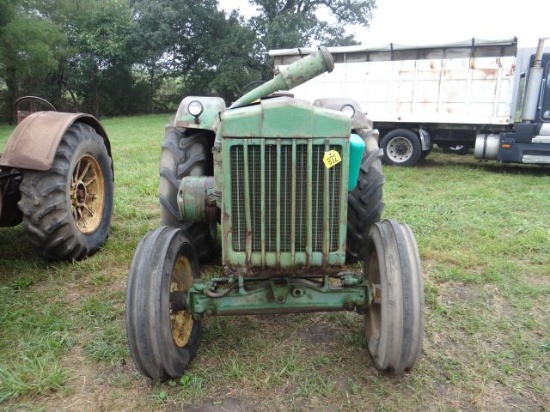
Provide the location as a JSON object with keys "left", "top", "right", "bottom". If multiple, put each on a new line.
{"left": 218, "top": 0, "right": 550, "bottom": 48}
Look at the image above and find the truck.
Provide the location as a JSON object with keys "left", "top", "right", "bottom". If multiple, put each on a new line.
{"left": 125, "top": 47, "right": 425, "bottom": 381}
{"left": 269, "top": 37, "right": 550, "bottom": 166}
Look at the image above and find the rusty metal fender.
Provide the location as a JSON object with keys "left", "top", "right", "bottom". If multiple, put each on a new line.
{"left": 0, "top": 111, "right": 112, "bottom": 172}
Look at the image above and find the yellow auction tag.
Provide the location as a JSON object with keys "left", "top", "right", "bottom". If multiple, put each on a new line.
{"left": 323, "top": 150, "right": 342, "bottom": 169}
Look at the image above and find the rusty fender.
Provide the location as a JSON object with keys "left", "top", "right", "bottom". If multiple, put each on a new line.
{"left": 0, "top": 111, "right": 112, "bottom": 172}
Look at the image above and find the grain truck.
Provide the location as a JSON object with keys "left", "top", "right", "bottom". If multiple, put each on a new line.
{"left": 269, "top": 37, "right": 550, "bottom": 166}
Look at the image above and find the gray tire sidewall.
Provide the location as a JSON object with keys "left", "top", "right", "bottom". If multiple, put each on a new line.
{"left": 380, "top": 129, "right": 422, "bottom": 166}
{"left": 126, "top": 226, "right": 201, "bottom": 381}
{"left": 364, "top": 219, "right": 424, "bottom": 374}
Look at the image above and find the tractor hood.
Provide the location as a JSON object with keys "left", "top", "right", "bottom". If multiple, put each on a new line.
{"left": 220, "top": 96, "right": 351, "bottom": 138}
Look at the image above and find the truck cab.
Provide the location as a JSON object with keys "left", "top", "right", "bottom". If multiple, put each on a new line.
{"left": 475, "top": 39, "right": 550, "bottom": 164}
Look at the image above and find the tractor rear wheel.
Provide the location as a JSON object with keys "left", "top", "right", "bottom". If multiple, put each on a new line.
{"left": 18, "top": 122, "right": 113, "bottom": 261}
{"left": 159, "top": 127, "right": 217, "bottom": 262}
{"left": 364, "top": 219, "right": 424, "bottom": 374}
{"left": 346, "top": 130, "right": 385, "bottom": 262}
{"left": 126, "top": 226, "right": 202, "bottom": 381}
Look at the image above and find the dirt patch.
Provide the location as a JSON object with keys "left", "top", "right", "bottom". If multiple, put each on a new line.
{"left": 298, "top": 321, "right": 340, "bottom": 346}
{"left": 181, "top": 397, "right": 259, "bottom": 412}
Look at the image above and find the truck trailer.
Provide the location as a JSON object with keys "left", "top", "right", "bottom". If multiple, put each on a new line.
{"left": 269, "top": 38, "right": 550, "bottom": 166}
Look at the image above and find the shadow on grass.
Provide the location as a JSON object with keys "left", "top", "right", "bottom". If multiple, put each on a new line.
{"left": 0, "top": 225, "right": 78, "bottom": 287}
{"left": 415, "top": 152, "right": 550, "bottom": 177}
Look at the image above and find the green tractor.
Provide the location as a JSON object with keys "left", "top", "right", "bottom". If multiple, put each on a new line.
{"left": 125, "top": 47, "right": 425, "bottom": 381}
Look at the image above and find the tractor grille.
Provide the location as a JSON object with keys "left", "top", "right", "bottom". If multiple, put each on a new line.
{"left": 229, "top": 139, "right": 343, "bottom": 255}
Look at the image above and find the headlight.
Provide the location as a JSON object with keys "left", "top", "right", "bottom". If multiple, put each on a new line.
{"left": 188, "top": 100, "right": 203, "bottom": 117}
{"left": 340, "top": 104, "right": 355, "bottom": 118}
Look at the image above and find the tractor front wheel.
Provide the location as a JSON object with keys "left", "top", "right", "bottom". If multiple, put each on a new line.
{"left": 18, "top": 122, "right": 113, "bottom": 260}
{"left": 364, "top": 219, "right": 424, "bottom": 374}
{"left": 126, "top": 226, "right": 201, "bottom": 381}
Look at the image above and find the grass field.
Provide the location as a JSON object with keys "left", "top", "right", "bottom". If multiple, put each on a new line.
{"left": 0, "top": 115, "right": 549, "bottom": 411}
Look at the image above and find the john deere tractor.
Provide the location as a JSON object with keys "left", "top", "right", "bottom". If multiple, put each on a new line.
{"left": 126, "top": 47, "right": 424, "bottom": 381}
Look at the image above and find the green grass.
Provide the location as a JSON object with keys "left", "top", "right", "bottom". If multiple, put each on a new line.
{"left": 1, "top": 116, "right": 549, "bottom": 411}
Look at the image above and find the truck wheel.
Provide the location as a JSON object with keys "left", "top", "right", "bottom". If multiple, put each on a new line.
{"left": 159, "top": 127, "right": 217, "bottom": 262}
{"left": 364, "top": 220, "right": 424, "bottom": 374}
{"left": 126, "top": 226, "right": 201, "bottom": 381}
{"left": 347, "top": 130, "right": 385, "bottom": 262}
{"left": 380, "top": 129, "right": 422, "bottom": 166}
{"left": 18, "top": 122, "right": 113, "bottom": 261}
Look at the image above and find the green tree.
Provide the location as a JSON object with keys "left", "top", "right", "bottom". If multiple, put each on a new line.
{"left": 129, "top": 0, "right": 262, "bottom": 106}
{"left": 63, "top": 0, "right": 134, "bottom": 116}
{"left": 250, "top": 0, "right": 375, "bottom": 50}
{"left": 0, "top": 11, "right": 65, "bottom": 122}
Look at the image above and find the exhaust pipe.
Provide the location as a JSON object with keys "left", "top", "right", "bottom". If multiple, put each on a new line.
{"left": 230, "top": 47, "right": 334, "bottom": 109}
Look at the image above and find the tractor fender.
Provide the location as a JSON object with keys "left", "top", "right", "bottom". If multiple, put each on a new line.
{"left": 313, "top": 98, "right": 373, "bottom": 131}
{"left": 0, "top": 111, "right": 112, "bottom": 172}
{"left": 173, "top": 96, "right": 226, "bottom": 133}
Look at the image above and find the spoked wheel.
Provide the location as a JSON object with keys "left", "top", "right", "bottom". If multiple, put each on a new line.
{"left": 71, "top": 154, "right": 105, "bottom": 233}
{"left": 364, "top": 219, "right": 424, "bottom": 374}
{"left": 126, "top": 226, "right": 201, "bottom": 381}
{"left": 18, "top": 122, "right": 113, "bottom": 260}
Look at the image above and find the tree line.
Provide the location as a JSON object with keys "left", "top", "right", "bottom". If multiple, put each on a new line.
{"left": 0, "top": 0, "right": 375, "bottom": 123}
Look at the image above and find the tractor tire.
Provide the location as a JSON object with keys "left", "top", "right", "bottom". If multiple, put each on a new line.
{"left": 18, "top": 122, "right": 113, "bottom": 261}
{"left": 346, "top": 130, "right": 385, "bottom": 263}
{"left": 159, "top": 127, "right": 217, "bottom": 262}
{"left": 126, "top": 226, "right": 201, "bottom": 381}
{"left": 364, "top": 219, "right": 424, "bottom": 374}
{"left": 380, "top": 129, "right": 422, "bottom": 166}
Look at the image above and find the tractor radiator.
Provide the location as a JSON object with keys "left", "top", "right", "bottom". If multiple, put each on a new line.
{"left": 223, "top": 138, "right": 348, "bottom": 269}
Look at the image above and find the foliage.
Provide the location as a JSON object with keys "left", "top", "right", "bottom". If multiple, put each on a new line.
{"left": 61, "top": 0, "right": 134, "bottom": 116}
{"left": 128, "top": 0, "right": 261, "bottom": 104}
{"left": 245, "top": 0, "right": 376, "bottom": 79}
{"left": 0, "top": 10, "right": 66, "bottom": 122}
{"left": 0, "top": 0, "right": 376, "bottom": 120}
{"left": 250, "top": 0, "right": 375, "bottom": 50}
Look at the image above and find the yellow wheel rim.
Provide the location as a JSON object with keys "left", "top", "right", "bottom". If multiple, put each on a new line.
{"left": 70, "top": 154, "right": 105, "bottom": 233}
{"left": 170, "top": 255, "right": 194, "bottom": 347}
